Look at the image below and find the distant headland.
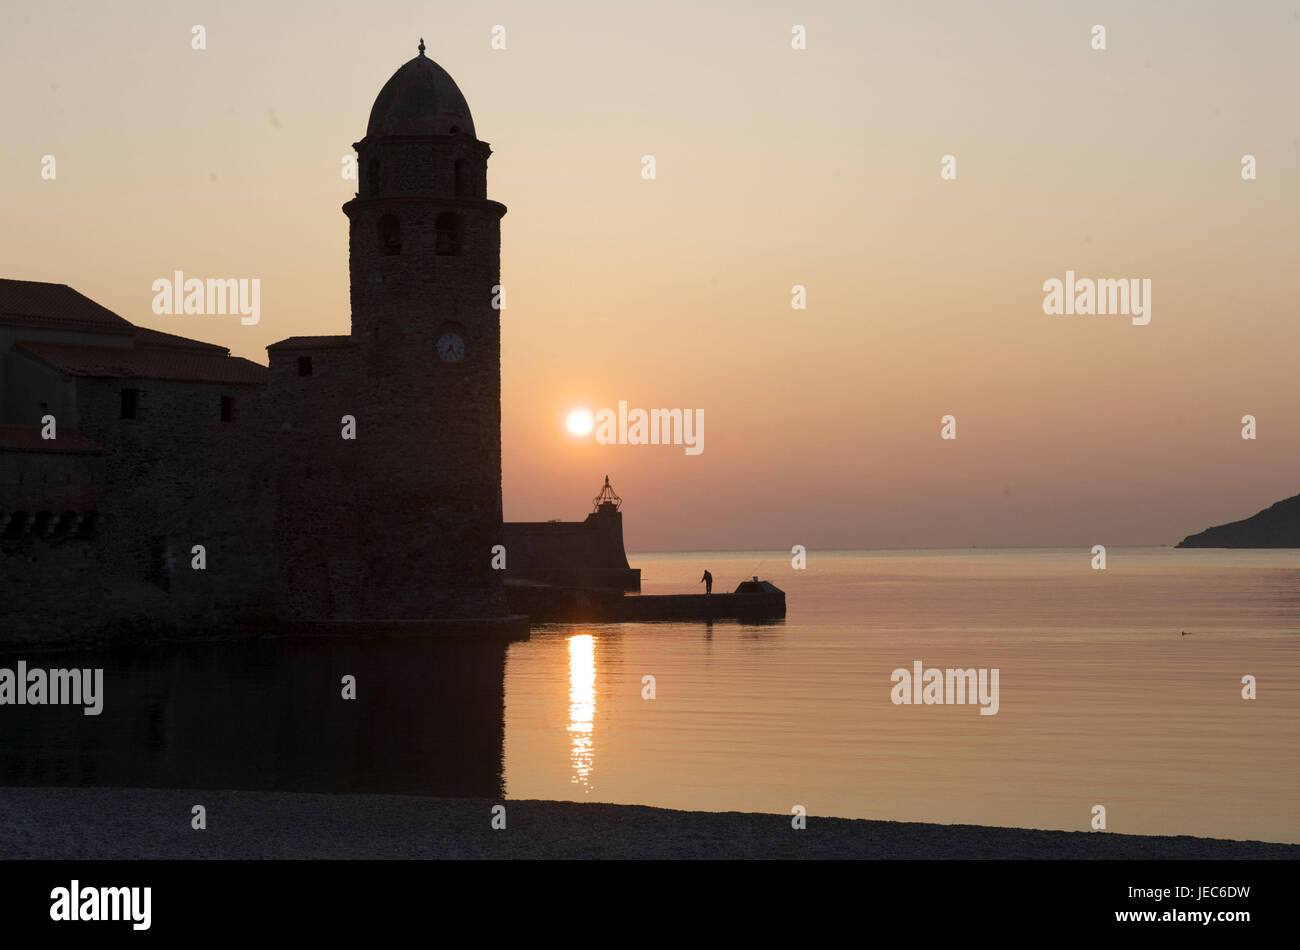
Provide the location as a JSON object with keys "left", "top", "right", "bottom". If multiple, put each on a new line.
{"left": 1177, "top": 492, "right": 1300, "bottom": 548}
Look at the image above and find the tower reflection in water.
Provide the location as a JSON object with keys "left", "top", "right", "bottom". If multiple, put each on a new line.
{"left": 566, "top": 634, "right": 596, "bottom": 789}
{"left": 0, "top": 637, "right": 510, "bottom": 799}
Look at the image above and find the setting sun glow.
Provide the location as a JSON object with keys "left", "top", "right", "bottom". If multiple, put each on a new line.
{"left": 566, "top": 409, "right": 593, "bottom": 437}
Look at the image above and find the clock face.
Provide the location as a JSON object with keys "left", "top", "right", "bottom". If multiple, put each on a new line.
{"left": 436, "top": 331, "right": 465, "bottom": 363}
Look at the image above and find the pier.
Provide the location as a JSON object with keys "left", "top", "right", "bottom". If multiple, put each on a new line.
{"left": 506, "top": 578, "right": 786, "bottom": 624}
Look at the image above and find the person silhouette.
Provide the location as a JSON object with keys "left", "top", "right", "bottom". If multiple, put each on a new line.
{"left": 700, "top": 570, "right": 712, "bottom": 595}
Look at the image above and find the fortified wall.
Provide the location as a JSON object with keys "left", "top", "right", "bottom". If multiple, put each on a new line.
{"left": 503, "top": 477, "right": 641, "bottom": 591}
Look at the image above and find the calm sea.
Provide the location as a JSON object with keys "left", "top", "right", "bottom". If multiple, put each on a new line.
{"left": 2, "top": 547, "right": 1295, "bottom": 845}
{"left": 502, "top": 548, "right": 1300, "bottom": 844}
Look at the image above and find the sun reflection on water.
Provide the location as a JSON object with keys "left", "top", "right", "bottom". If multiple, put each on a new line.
{"left": 567, "top": 634, "right": 596, "bottom": 789}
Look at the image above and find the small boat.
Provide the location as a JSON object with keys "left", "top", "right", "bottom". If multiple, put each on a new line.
{"left": 733, "top": 577, "right": 783, "bottom": 596}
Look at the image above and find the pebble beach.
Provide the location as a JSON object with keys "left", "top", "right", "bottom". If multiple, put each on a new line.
{"left": 2, "top": 787, "right": 1295, "bottom": 860}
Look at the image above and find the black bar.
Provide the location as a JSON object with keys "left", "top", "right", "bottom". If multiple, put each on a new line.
{"left": 0, "top": 859, "right": 1286, "bottom": 938}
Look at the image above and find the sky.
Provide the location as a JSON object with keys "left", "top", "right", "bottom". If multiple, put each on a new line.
{"left": 2, "top": 1, "right": 1298, "bottom": 550}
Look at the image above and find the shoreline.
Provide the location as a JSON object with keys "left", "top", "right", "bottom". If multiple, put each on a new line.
{"left": 1, "top": 787, "right": 1295, "bottom": 860}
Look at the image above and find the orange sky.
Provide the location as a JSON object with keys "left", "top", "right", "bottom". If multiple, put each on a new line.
{"left": 3, "top": 1, "right": 1297, "bottom": 549}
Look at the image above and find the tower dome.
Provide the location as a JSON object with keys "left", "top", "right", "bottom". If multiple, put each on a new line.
{"left": 365, "top": 39, "right": 475, "bottom": 138}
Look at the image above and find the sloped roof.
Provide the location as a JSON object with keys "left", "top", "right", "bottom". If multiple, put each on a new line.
{"left": 0, "top": 279, "right": 134, "bottom": 335}
{"left": 14, "top": 340, "right": 267, "bottom": 385}
{"left": 132, "top": 325, "right": 229, "bottom": 352}
{"left": 0, "top": 424, "right": 102, "bottom": 453}
{"left": 267, "top": 335, "right": 355, "bottom": 350}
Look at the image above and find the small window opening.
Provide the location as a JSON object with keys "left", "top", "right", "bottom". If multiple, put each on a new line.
{"left": 4, "top": 513, "right": 29, "bottom": 539}
{"left": 120, "top": 388, "right": 139, "bottom": 419}
{"left": 77, "top": 512, "right": 97, "bottom": 539}
{"left": 297, "top": 356, "right": 313, "bottom": 377}
{"left": 435, "top": 212, "right": 462, "bottom": 256}
{"left": 379, "top": 214, "right": 402, "bottom": 255}
{"left": 220, "top": 395, "right": 233, "bottom": 422}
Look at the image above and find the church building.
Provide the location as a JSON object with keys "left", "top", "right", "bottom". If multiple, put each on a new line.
{"left": 0, "top": 43, "right": 519, "bottom": 642}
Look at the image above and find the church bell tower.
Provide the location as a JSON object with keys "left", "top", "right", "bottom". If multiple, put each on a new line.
{"left": 341, "top": 40, "right": 509, "bottom": 619}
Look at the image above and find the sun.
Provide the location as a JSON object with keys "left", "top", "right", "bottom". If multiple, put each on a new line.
{"left": 566, "top": 409, "right": 594, "bottom": 437}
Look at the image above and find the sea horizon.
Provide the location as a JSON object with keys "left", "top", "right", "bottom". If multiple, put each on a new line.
{"left": 504, "top": 548, "right": 1300, "bottom": 844}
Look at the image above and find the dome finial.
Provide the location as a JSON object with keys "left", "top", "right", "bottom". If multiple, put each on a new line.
{"left": 418, "top": 37, "right": 426, "bottom": 56}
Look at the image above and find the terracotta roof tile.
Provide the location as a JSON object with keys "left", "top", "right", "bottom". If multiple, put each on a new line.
{"left": 267, "top": 335, "right": 356, "bottom": 350}
{"left": 132, "top": 325, "right": 229, "bottom": 353}
{"left": 0, "top": 279, "right": 133, "bottom": 335}
{"left": 14, "top": 340, "right": 267, "bottom": 385}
